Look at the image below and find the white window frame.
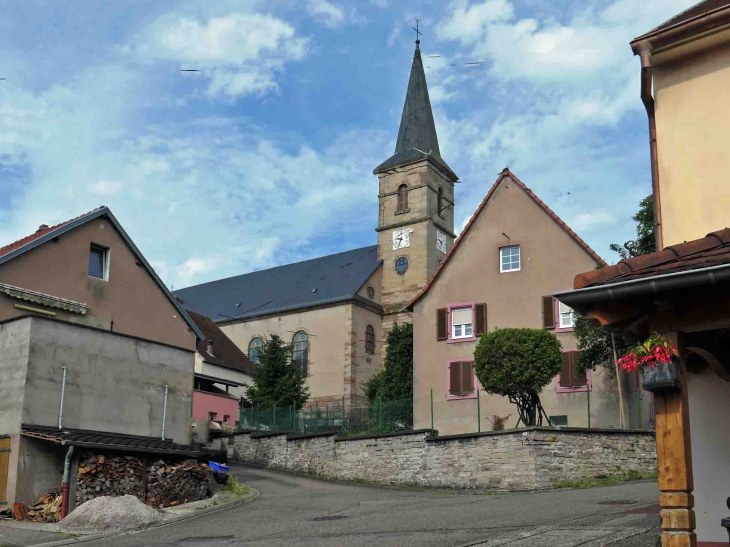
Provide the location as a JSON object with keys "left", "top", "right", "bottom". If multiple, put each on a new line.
{"left": 499, "top": 245, "right": 520, "bottom": 273}
{"left": 558, "top": 301, "right": 575, "bottom": 329}
{"left": 89, "top": 244, "right": 110, "bottom": 281}
{"left": 451, "top": 307, "right": 473, "bottom": 339}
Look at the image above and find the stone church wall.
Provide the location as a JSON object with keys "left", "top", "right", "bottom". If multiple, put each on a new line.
{"left": 232, "top": 427, "right": 656, "bottom": 490}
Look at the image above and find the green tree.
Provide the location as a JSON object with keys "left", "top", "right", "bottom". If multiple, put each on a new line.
{"left": 364, "top": 322, "right": 413, "bottom": 403}
{"left": 473, "top": 328, "right": 562, "bottom": 427}
{"left": 245, "top": 334, "right": 309, "bottom": 410}
{"left": 610, "top": 195, "right": 656, "bottom": 260}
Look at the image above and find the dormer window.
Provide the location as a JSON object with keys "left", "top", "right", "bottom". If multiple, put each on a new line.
{"left": 397, "top": 184, "right": 408, "bottom": 213}
{"left": 89, "top": 244, "right": 109, "bottom": 281}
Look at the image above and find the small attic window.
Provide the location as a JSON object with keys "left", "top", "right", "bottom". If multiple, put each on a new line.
{"left": 89, "top": 245, "right": 109, "bottom": 281}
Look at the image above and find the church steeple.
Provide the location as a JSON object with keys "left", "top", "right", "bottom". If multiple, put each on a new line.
{"left": 374, "top": 38, "right": 456, "bottom": 179}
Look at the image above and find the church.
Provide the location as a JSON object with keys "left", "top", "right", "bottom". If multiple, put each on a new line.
{"left": 175, "top": 37, "right": 456, "bottom": 410}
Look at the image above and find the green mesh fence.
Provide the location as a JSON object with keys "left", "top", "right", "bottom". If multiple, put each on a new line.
{"left": 239, "top": 397, "right": 414, "bottom": 436}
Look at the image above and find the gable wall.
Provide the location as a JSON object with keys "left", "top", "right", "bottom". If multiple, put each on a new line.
{"left": 412, "top": 176, "right": 602, "bottom": 433}
{"left": 0, "top": 218, "right": 195, "bottom": 350}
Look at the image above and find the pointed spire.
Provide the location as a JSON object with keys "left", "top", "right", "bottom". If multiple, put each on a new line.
{"left": 374, "top": 36, "right": 456, "bottom": 179}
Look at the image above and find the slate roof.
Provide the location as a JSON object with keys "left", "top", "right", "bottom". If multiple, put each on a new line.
{"left": 187, "top": 310, "right": 257, "bottom": 376}
{"left": 0, "top": 207, "right": 204, "bottom": 341}
{"left": 574, "top": 228, "right": 730, "bottom": 289}
{"left": 407, "top": 168, "right": 605, "bottom": 310}
{"left": 374, "top": 43, "right": 457, "bottom": 180}
{"left": 175, "top": 246, "right": 382, "bottom": 323}
{"left": 21, "top": 424, "right": 203, "bottom": 457}
{"left": 640, "top": 0, "right": 730, "bottom": 37}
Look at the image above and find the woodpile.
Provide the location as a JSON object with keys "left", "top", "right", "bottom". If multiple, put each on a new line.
{"left": 8, "top": 491, "right": 62, "bottom": 523}
{"left": 76, "top": 454, "right": 145, "bottom": 506}
{"left": 145, "top": 460, "right": 209, "bottom": 509}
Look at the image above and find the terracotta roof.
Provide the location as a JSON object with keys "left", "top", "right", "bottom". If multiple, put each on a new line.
{"left": 187, "top": 310, "right": 257, "bottom": 376}
{"left": 0, "top": 206, "right": 106, "bottom": 259}
{"left": 574, "top": 228, "right": 730, "bottom": 289}
{"left": 639, "top": 0, "right": 730, "bottom": 38}
{"left": 407, "top": 168, "right": 605, "bottom": 310}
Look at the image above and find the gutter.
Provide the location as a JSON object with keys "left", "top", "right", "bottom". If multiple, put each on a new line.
{"left": 554, "top": 263, "right": 730, "bottom": 313}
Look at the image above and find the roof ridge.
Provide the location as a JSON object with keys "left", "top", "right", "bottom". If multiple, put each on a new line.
{"left": 407, "top": 168, "right": 605, "bottom": 309}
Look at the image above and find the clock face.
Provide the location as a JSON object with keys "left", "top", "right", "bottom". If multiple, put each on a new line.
{"left": 436, "top": 231, "right": 447, "bottom": 255}
{"left": 392, "top": 228, "right": 411, "bottom": 250}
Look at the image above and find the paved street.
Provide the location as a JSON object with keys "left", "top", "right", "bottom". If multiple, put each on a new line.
{"left": 64, "top": 463, "right": 662, "bottom": 547}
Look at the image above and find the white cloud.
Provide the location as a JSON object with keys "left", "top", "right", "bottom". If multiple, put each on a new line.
{"left": 438, "top": 0, "right": 514, "bottom": 44}
{"left": 124, "top": 12, "right": 307, "bottom": 99}
{"left": 387, "top": 23, "right": 402, "bottom": 47}
{"left": 566, "top": 211, "right": 615, "bottom": 232}
{"left": 177, "top": 257, "right": 221, "bottom": 284}
{"left": 90, "top": 179, "right": 122, "bottom": 196}
{"left": 370, "top": 0, "right": 388, "bottom": 6}
{"left": 307, "top": 0, "right": 345, "bottom": 28}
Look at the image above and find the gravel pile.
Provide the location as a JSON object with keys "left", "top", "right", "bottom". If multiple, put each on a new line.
{"left": 57, "top": 495, "right": 162, "bottom": 534}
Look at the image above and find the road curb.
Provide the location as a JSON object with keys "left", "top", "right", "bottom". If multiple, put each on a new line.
{"left": 27, "top": 487, "right": 261, "bottom": 547}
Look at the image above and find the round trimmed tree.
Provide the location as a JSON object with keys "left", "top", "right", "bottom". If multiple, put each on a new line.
{"left": 473, "top": 328, "right": 562, "bottom": 427}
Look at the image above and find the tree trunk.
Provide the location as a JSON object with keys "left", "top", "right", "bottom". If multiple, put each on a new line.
{"left": 611, "top": 334, "right": 628, "bottom": 428}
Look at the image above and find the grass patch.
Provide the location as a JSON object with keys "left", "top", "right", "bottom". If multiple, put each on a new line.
{"left": 554, "top": 470, "right": 657, "bottom": 489}
{"left": 221, "top": 476, "right": 251, "bottom": 497}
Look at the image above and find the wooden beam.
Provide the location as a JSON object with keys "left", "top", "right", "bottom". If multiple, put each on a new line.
{"left": 655, "top": 331, "right": 696, "bottom": 547}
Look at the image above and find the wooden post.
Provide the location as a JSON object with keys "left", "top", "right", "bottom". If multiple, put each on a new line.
{"left": 656, "top": 332, "right": 696, "bottom": 547}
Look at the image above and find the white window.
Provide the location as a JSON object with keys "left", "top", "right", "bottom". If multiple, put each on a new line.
{"left": 500, "top": 245, "right": 520, "bottom": 272}
{"left": 451, "top": 307, "right": 473, "bottom": 339}
{"left": 89, "top": 244, "right": 110, "bottom": 280}
{"left": 559, "top": 301, "right": 575, "bottom": 328}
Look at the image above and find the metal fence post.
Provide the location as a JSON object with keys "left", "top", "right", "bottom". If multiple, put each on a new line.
{"left": 273, "top": 404, "right": 277, "bottom": 430}
{"left": 430, "top": 389, "right": 434, "bottom": 435}
{"left": 254, "top": 404, "right": 258, "bottom": 431}
{"left": 587, "top": 388, "right": 591, "bottom": 429}
{"left": 477, "top": 389, "right": 481, "bottom": 433}
{"left": 341, "top": 396, "right": 345, "bottom": 435}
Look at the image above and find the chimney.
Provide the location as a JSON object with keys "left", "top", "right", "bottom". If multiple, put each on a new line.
{"left": 206, "top": 339, "right": 214, "bottom": 357}
{"left": 37, "top": 224, "right": 49, "bottom": 233}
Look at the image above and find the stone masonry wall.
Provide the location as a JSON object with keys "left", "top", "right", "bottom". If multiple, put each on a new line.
{"left": 232, "top": 427, "right": 656, "bottom": 490}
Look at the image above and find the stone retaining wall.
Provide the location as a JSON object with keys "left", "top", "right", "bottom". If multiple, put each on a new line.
{"left": 232, "top": 427, "right": 656, "bottom": 490}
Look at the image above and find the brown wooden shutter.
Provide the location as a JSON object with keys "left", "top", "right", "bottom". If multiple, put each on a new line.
{"left": 573, "top": 352, "right": 587, "bottom": 386}
{"left": 542, "top": 296, "right": 555, "bottom": 329}
{"left": 475, "top": 303, "right": 487, "bottom": 335}
{"left": 560, "top": 352, "right": 573, "bottom": 387}
{"left": 449, "top": 362, "right": 461, "bottom": 395}
{"left": 437, "top": 308, "right": 447, "bottom": 341}
{"left": 461, "top": 362, "right": 474, "bottom": 394}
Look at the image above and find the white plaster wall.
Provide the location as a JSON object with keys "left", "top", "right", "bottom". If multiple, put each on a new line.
{"left": 200, "top": 361, "right": 253, "bottom": 400}
{"left": 688, "top": 369, "right": 730, "bottom": 543}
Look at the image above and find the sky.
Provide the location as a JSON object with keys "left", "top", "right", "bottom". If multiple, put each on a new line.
{"left": 0, "top": 0, "right": 699, "bottom": 289}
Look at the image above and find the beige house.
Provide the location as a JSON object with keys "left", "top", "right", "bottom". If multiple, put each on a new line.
{"left": 176, "top": 39, "right": 457, "bottom": 410}
{"left": 557, "top": 4, "right": 730, "bottom": 545}
{"left": 0, "top": 206, "right": 205, "bottom": 507}
{"left": 407, "top": 170, "right": 647, "bottom": 435}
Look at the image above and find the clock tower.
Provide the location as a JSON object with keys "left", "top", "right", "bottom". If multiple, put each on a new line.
{"left": 374, "top": 36, "right": 459, "bottom": 339}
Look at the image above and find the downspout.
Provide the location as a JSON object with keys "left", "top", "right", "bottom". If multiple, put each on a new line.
{"left": 162, "top": 385, "right": 168, "bottom": 441}
{"left": 60, "top": 442, "right": 74, "bottom": 519}
{"left": 638, "top": 47, "right": 664, "bottom": 251}
{"left": 58, "top": 366, "right": 67, "bottom": 429}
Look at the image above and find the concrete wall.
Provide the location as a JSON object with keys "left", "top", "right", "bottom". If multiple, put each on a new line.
{"left": 687, "top": 368, "right": 730, "bottom": 544}
{"left": 14, "top": 437, "right": 66, "bottom": 505}
{"left": 0, "top": 217, "right": 196, "bottom": 351}
{"left": 412, "top": 174, "right": 605, "bottom": 435}
{"left": 19, "top": 316, "right": 194, "bottom": 442}
{"left": 654, "top": 40, "right": 730, "bottom": 247}
{"left": 232, "top": 427, "right": 656, "bottom": 490}
{"left": 221, "top": 301, "right": 381, "bottom": 407}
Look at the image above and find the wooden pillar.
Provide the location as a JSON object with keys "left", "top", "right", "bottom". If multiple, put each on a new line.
{"left": 656, "top": 331, "right": 696, "bottom": 547}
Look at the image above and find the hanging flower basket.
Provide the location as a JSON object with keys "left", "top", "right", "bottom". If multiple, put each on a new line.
{"left": 617, "top": 334, "right": 682, "bottom": 393}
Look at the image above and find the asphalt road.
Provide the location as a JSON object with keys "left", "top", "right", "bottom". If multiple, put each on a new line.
{"left": 73, "top": 463, "right": 661, "bottom": 547}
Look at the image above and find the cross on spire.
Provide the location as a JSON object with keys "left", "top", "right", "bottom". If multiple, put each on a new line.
{"left": 413, "top": 18, "right": 422, "bottom": 46}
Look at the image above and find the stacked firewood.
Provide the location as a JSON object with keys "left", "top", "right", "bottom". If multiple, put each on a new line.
{"left": 6, "top": 491, "right": 63, "bottom": 523}
{"left": 76, "top": 454, "right": 145, "bottom": 505}
{"left": 145, "top": 460, "right": 209, "bottom": 509}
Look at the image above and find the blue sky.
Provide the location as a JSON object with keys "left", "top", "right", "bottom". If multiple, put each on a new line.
{"left": 0, "top": 0, "right": 697, "bottom": 289}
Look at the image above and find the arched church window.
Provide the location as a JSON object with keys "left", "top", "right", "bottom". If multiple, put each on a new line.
{"left": 365, "top": 325, "right": 375, "bottom": 355}
{"left": 248, "top": 337, "right": 263, "bottom": 365}
{"left": 397, "top": 184, "right": 408, "bottom": 212}
{"left": 292, "top": 331, "right": 309, "bottom": 375}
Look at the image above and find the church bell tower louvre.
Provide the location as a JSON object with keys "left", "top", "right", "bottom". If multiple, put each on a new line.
{"left": 373, "top": 29, "right": 459, "bottom": 339}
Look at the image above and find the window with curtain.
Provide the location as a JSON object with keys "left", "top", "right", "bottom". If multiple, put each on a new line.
{"left": 292, "top": 331, "right": 309, "bottom": 375}
{"left": 451, "top": 307, "right": 473, "bottom": 339}
{"left": 397, "top": 184, "right": 408, "bottom": 212}
{"left": 248, "top": 337, "right": 263, "bottom": 365}
{"left": 365, "top": 325, "right": 375, "bottom": 355}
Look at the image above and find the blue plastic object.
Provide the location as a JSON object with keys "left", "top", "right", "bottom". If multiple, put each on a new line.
{"left": 208, "top": 461, "right": 230, "bottom": 473}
